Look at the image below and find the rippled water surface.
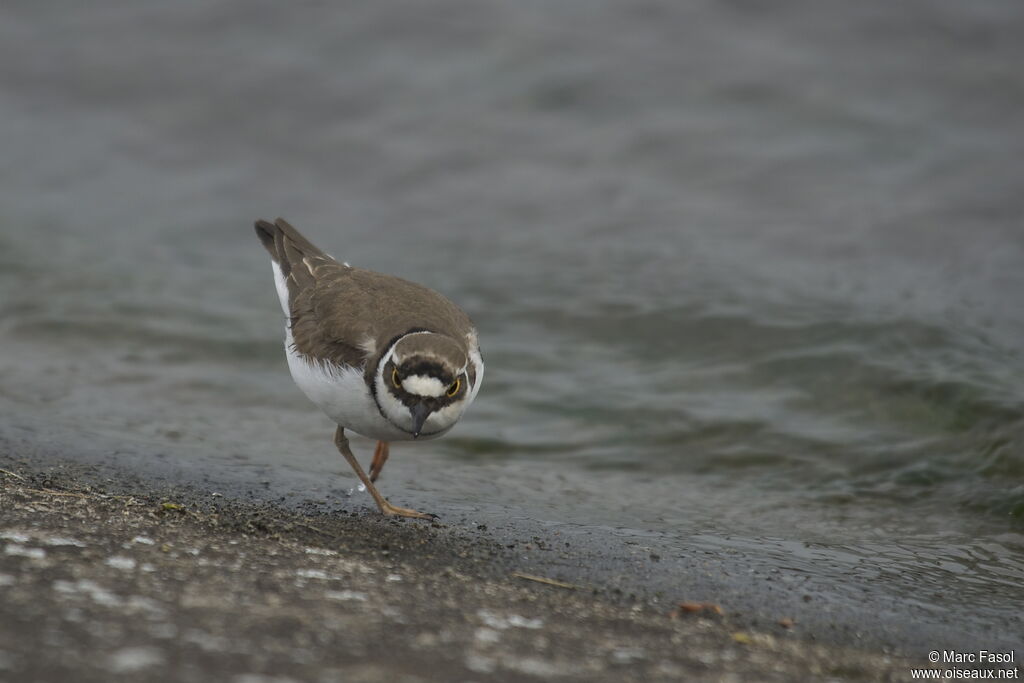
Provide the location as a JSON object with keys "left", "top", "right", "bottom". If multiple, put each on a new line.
{"left": 2, "top": 0, "right": 1023, "bottom": 643}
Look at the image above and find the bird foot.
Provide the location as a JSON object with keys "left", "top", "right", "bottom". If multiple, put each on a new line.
{"left": 378, "top": 500, "right": 437, "bottom": 520}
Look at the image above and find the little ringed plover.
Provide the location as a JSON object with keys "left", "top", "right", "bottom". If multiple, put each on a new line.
{"left": 255, "top": 218, "right": 483, "bottom": 519}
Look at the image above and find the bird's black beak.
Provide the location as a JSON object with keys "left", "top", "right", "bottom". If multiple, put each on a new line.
{"left": 410, "top": 403, "right": 432, "bottom": 438}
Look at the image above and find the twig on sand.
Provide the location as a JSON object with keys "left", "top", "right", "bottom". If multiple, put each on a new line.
{"left": 297, "top": 520, "right": 332, "bottom": 537}
{"left": 512, "top": 572, "right": 579, "bottom": 590}
{"left": 0, "top": 468, "right": 25, "bottom": 481}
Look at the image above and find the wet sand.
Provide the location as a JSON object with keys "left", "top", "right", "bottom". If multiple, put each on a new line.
{"left": 0, "top": 454, "right": 917, "bottom": 682}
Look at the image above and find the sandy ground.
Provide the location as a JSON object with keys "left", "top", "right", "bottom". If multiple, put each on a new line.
{"left": 0, "top": 458, "right": 926, "bottom": 682}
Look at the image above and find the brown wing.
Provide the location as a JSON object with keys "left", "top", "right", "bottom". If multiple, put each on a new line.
{"left": 255, "top": 218, "right": 474, "bottom": 373}
{"left": 255, "top": 218, "right": 366, "bottom": 368}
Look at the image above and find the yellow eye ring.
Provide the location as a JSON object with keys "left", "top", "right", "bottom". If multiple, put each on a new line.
{"left": 446, "top": 377, "right": 461, "bottom": 397}
{"left": 392, "top": 367, "right": 401, "bottom": 388}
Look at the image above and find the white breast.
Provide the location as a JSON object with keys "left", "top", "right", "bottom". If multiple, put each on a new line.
{"left": 284, "top": 329, "right": 413, "bottom": 441}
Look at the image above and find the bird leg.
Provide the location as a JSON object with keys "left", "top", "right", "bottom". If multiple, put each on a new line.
{"left": 368, "top": 440, "right": 390, "bottom": 483}
{"left": 333, "top": 426, "right": 434, "bottom": 520}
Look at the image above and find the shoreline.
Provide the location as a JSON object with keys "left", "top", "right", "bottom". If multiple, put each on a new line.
{"left": 1, "top": 429, "right": 1013, "bottom": 658}
{"left": 0, "top": 454, "right": 914, "bottom": 682}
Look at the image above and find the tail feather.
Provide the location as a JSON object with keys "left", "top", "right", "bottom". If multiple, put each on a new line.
{"left": 254, "top": 219, "right": 276, "bottom": 252}
{"left": 255, "top": 218, "right": 337, "bottom": 318}
{"left": 254, "top": 217, "right": 330, "bottom": 279}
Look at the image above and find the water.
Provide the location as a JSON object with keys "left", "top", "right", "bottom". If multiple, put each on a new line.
{"left": 2, "top": 0, "right": 1023, "bottom": 646}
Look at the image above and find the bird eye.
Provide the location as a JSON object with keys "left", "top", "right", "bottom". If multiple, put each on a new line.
{"left": 392, "top": 367, "right": 401, "bottom": 388}
{"left": 446, "top": 377, "right": 461, "bottom": 397}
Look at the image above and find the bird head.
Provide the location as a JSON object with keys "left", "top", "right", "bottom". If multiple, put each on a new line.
{"left": 374, "top": 332, "right": 475, "bottom": 439}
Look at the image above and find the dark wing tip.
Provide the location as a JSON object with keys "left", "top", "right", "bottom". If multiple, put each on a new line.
{"left": 253, "top": 216, "right": 329, "bottom": 268}
{"left": 254, "top": 219, "right": 275, "bottom": 249}
{"left": 254, "top": 218, "right": 287, "bottom": 265}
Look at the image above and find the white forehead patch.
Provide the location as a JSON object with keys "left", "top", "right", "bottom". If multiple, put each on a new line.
{"left": 401, "top": 374, "right": 446, "bottom": 398}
